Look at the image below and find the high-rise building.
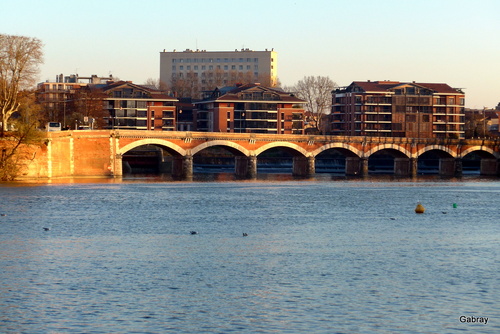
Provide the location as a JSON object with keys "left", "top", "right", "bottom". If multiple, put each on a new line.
{"left": 330, "top": 81, "right": 465, "bottom": 139}
{"left": 160, "top": 48, "right": 278, "bottom": 96}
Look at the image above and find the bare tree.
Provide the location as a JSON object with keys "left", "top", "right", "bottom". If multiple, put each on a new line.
{"left": 0, "top": 34, "right": 43, "bottom": 136}
{"left": 143, "top": 77, "right": 160, "bottom": 89}
{"left": 289, "top": 76, "right": 337, "bottom": 134}
{"left": 71, "top": 86, "right": 108, "bottom": 129}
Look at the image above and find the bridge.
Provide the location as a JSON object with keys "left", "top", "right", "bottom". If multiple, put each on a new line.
{"left": 36, "top": 130, "right": 500, "bottom": 179}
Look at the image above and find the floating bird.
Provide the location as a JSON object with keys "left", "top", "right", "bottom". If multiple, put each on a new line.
{"left": 390, "top": 217, "right": 396, "bottom": 220}
{"left": 43, "top": 227, "right": 50, "bottom": 231}
{"left": 242, "top": 233, "right": 248, "bottom": 237}
{"left": 190, "top": 231, "right": 197, "bottom": 235}
{"left": 1, "top": 213, "right": 6, "bottom": 216}
{"left": 442, "top": 211, "right": 448, "bottom": 214}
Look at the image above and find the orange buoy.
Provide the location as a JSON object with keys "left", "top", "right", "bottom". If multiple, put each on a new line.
{"left": 415, "top": 202, "right": 425, "bottom": 214}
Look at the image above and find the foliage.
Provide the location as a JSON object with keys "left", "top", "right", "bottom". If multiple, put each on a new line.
{"left": 0, "top": 90, "right": 44, "bottom": 180}
{"left": 0, "top": 34, "right": 43, "bottom": 136}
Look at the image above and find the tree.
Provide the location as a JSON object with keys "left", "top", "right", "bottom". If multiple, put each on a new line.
{"left": 144, "top": 78, "right": 170, "bottom": 91}
{"left": 0, "top": 90, "right": 44, "bottom": 180}
{"left": 71, "top": 86, "right": 108, "bottom": 129}
{"left": 288, "top": 76, "right": 337, "bottom": 134}
{"left": 0, "top": 34, "right": 43, "bottom": 136}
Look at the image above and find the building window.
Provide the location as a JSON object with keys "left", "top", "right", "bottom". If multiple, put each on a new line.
{"left": 224, "top": 65, "right": 228, "bottom": 70}
{"left": 194, "top": 65, "right": 198, "bottom": 70}
{"left": 239, "top": 65, "right": 243, "bottom": 70}
{"left": 172, "top": 66, "right": 176, "bottom": 71}
{"left": 254, "top": 58, "right": 258, "bottom": 62}
{"left": 180, "top": 66, "right": 184, "bottom": 70}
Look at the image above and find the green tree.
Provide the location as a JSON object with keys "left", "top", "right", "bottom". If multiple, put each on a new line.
{"left": 0, "top": 90, "right": 44, "bottom": 180}
{"left": 0, "top": 34, "right": 43, "bottom": 136}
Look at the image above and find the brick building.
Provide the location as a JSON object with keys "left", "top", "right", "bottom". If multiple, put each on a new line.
{"left": 194, "top": 83, "right": 306, "bottom": 134}
{"left": 99, "top": 81, "right": 178, "bottom": 131}
{"left": 330, "top": 81, "right": 465, "bottom": 138}
{"left": 36, "top": 74, "right": 113, "bottom": 127}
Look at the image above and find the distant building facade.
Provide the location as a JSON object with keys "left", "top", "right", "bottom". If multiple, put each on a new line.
{"left": 100, "top": 81, "right": 178, "bottom": 131}
{"left": 36, "top": 74, "right": 113, "bottom": 126}
{"left": 160, "top": 49, "right": 278, "bottom": 95}
{"left": 193, "top": 83, "right": 306, "bottom": 134}
{"left": 330, "top": 81, "right": 465, "bottom": 139}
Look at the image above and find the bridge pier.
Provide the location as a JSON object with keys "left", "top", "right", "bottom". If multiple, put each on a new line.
{"left": 345, "top": 157, "right": 359, "bottom": 176}
{"left": 234, "top": 155, "right": 257, "bottom": 179}
{"left": 394, "top": 158, "right": 411, "bottom": 176}
{"left": 439, "top": 158, "right": 456, "bottom": 176}
{"left": 455, "top": 158, "right": 463, "bottom": 177}
{"left": 480, "top": 159, "right": 498, "bottom": 176}
{"left": 114, "top": 154, "right": 123, "bottom": 176}
{"left": 410, "top": 158, "right": 418, "bottom": 177}
{"left": 308, "top": 156, "right": 315, "bottom": 177}
{"left": 292, "top": 156, "right": 315, "bottom": 177}
{"left": 361, "top": 158, "right": 369, "bottom": 176}
{"left": 172, "top": 155, "right": 193, "bottom": 180}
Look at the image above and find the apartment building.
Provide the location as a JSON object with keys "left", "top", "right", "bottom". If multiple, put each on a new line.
{"left": 100, "top": 81, "right": 178, "bottom": 131}
{"left": 331, "top": 81, "right": 465, "bottom": 139}
{"left": 193, "top": 83, "right": 306, "bottom": 134}
{"left": 160, "top": 48, "right": 278, "bottom": 92}
{"left": 36, "top": 74, "right": 113, "bottom": 126}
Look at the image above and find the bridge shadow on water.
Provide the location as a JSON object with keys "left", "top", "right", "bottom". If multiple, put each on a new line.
{"left": 121, "top": 170, "right": 492, "bottom": 183}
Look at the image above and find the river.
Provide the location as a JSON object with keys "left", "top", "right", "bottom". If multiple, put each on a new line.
{"left": 0, "top": 174, "right": 498, "bottom": 333}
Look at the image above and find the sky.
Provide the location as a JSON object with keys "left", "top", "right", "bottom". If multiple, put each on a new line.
{"left": 2, "top": 0, "right": 499, "bottom": 109}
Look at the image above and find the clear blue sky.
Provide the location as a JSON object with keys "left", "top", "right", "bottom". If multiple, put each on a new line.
{"left": 2, "top": 0, "right": 499, "bottom": 108}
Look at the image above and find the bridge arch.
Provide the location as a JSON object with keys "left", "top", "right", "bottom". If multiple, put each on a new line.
{"left": 416, "top": 145, "right": 456, "bottom": 158}
{"left": 254, "top": 142, "right": 310, "bottom": 157}
{"left": 119, "top": 138, "right": 186, "bottom": 156}
{"left": 190, "top": 140, "right": 250, "bottom": 156}
{"left": 311, "top": 143, "right": 362, "bottom": 158}
{"left": 365, "top": 144, "right": 412, "bottom": 158}
{"left": 459, "top": 146, "right": 500, "bottom": 159}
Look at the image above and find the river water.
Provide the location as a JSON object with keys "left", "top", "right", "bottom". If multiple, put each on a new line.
{"left": 0, "top": 174, "right": 498, "bottom": 333}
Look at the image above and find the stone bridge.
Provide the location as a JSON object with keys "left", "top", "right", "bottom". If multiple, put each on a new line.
{"left": 40, "top": 130, "right": 500, "bottom": 179}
